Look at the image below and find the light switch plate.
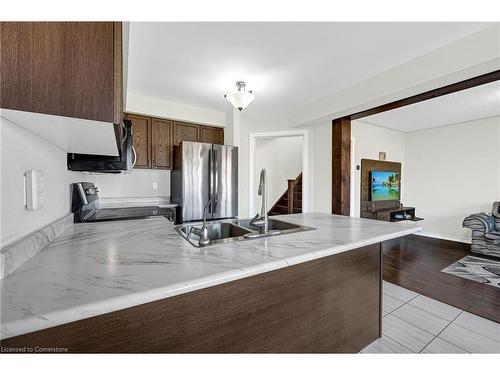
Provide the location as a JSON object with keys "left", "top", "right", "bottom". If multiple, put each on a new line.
{"left": 25, "top": 170, "right": 45, "bottom": 210}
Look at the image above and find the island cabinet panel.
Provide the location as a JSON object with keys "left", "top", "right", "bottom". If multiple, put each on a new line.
{"left": 151, "top": 118, "right": 173, "bottom": 169}
{"left": 0, "top": 22, "right": 122, "bottom": 124}
{"left": 127, "top": 114, "right": 151, "bottom": 169}
{"left": 199, "top": 125, "right": 224, "bottom": 145}
{"left": 0, "top": 243, "right": 381, "bottom": 353}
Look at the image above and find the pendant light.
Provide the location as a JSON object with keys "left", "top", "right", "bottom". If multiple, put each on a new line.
{"left": 224, "top": 81, "right": 255, "bottom": 111}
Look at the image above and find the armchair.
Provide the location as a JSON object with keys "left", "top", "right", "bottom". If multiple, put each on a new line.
{"left": 463, "top": 202, "right": 500, "bottom": 258}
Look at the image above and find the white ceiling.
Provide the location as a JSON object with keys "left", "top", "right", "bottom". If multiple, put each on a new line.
{"left": 360, "top": 80, "right": 500, "bottom": 132}
{"left": 126, "top": 22, "right": 492, "bottom": 113}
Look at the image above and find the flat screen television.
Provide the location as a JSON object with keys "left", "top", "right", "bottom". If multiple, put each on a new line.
{"left": 370, "top": 171, "right": 400, "bottom": 201}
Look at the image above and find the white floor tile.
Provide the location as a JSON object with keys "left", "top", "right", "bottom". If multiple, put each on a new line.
{"left": 383, "top": 281, "right": 419, "bottom": 303}
{"left": 438, "top": 322, "right": 500, "bottom": 353}
{"left": 383, "top": 294, "right": 406, "bottom": 315}
{"left": 382, "top": 314, "right": 434, "bottom": 353}
{"left": 421, "top": 338, "right": 468, "bottom": 354}
{"left": 392, "top": 303, "right": 450, "bottom": 336}
{"left": 453, "top": 311, "right": 500, "bottom": 343}
{"left": 361, "top": 336, "right": 414, "bottom": 354}
{"left": 408, "top": 295, "right": 462, "bottom": 322}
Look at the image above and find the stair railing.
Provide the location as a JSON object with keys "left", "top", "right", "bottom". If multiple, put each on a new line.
{"left": 287, "top": 178, "right": 296, "bottom": 214}
{"left": 268, "top": 172, "right": 302, "bottom": 216}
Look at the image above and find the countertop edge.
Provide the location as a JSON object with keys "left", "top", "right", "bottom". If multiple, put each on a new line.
{"left": 0, "top": 225, "right": 421, "bottom": 340}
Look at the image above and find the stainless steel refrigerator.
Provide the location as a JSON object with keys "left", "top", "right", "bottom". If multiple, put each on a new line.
{"left": 171, "top": 141, "right": 238, "bottom": 223}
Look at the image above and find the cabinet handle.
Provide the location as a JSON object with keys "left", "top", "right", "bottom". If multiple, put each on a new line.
{"left": 132, "top": 145, "right": 137, "bottom": 168}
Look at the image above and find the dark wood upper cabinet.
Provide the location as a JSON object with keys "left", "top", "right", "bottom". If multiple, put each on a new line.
{"left": 126, "top": 113, "right": 224, "bottom": 170}
{"left": 0, "top": 22, "right": 122, "bottom": 124}
{"left": 173, "top": 121, "right": 199, "bottom": 145}
{"left": 127, "top": 114, "right": 151, "bottom": 169}
{"left": 199, "top": 125, "right": 224, "bottom": 145}
{"left": 151, "top": 118, "right": 173, "bottom": 169}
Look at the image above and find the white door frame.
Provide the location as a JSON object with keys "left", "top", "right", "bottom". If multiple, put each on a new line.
{"left": 248, "top": 129, "right": 310, "bottom": 217}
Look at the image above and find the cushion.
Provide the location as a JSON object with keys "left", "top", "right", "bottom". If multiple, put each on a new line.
{"left": 485, "top": 231, "right": 500, "bottom": 244}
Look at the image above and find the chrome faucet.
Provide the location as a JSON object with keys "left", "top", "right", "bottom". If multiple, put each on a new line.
{"left": 189, "top": 194, "right": 217, "bottom": 247}
{"left": 250, "top": 168, "right": 269, "bottom": 233}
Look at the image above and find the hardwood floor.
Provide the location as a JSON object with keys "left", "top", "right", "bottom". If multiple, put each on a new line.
{"left": 382, "top": 234, "right": 500, "bottom": 324}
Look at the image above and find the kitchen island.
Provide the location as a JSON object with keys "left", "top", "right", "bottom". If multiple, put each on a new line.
{"left": 0, "top": 213, "right": 420, "bottom": 352}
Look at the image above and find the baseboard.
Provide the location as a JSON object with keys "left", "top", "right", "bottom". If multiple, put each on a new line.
{"left": 414, "top": 231, "right": 471, "bottom": 244}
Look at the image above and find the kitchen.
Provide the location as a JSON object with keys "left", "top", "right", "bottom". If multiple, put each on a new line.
{"left": 2, "top": 8, "right": 499, "bottom": 374}
{"left": 0, "top": 21, "right": 421, "bottom": 353}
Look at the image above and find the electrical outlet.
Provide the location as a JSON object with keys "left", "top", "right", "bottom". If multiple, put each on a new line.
{"left": 152, "top": 182, "right": 158, "bottom": 191}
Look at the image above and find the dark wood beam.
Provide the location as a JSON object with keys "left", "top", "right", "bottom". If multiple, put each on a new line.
{"left": 330, "top": 70, "right": 500, "bottom": 219}
{"left": 331, "top": 117, "right": 351, "bottom": 216}
{"left": 348, "top": 69, "right": 500, "bottom": 120}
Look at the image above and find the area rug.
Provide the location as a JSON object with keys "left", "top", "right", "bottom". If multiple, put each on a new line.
{"left": 442, "top": 256, "right": 500, "bottom": 289}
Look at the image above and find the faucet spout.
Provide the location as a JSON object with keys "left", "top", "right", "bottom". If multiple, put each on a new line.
{"left": 250, "top": 169, "right": 268, "bottom": 233}
{"left": 190, "top": 193, "right": 217, "bottom": 247}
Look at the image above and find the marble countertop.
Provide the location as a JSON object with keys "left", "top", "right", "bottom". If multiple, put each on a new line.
{"left": 0, "top": 213, "right": 421, "bottom": 339}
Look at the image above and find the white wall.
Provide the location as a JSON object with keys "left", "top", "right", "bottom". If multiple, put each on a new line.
{"left": 126, "top": 92, "right": 226, "bottom": 127}
{"left": 237, "top": 112, "right": 292, "bottom": 218}
{"left": 231, "top": 110, "right": 331, "bottom": 217}
{"left": 0, "top": 116, "right": 173, "bottom": 246}
{"left": 254, "top": 136, "right": 302, "bottom": 213}
{"left": 311, "top": 121, "right": 332, "bottom": 214}
{"left": 350, "top": 117, "right": 500, "bottom": 241}
{"left": 89, "top": 169, "right": 171, "bottom": 198}
{"left": 352, "top": 120, "right": 406, "bottom": 217}
{"left": 405, "top": 117, "right": 500, "bottom": 242}
{"left": 0, "top": 117, "right": 85, "bottom": 246}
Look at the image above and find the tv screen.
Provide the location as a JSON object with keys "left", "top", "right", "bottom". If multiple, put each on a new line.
{"left": 370, "top": 171, "right": 400, "bottom": 201}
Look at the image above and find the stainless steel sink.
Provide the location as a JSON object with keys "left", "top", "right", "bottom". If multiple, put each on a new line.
{"left": 177, "top": 218, "right": 315, "bottom": 247}
{"left": 237, "top": 218, "right": 302, "bottom": 232}
{"left": 177, "top": 222, "right": 252, "bottom": 247}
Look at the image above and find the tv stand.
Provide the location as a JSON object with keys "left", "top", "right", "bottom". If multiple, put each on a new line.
{"left": 363, "top": 206, "right": 423, "bottom": 222}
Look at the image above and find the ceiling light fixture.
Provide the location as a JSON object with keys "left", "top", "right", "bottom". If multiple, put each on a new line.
{"left": 224, "top": 81, "right": 255, "bottom": 111}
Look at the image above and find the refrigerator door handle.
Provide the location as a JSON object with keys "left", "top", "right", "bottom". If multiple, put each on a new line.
{"left": 209, "top": 147, "right": 218, "bottom": 214}
{"left": 213, "top": 148, "right": 219, "bottom": 211}
{"left": 209, "top": 148, "right": 213, "bottom": 214}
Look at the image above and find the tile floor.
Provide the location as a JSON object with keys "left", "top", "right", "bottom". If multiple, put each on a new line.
{"left": 361, "top": 281, "right": 500, "bottom": 353}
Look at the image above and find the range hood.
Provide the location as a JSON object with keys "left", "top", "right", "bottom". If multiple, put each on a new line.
{"left": 1, "top": 108, "right": 119, "bottom": 156}
{"left": 67, "top": 119, "right": 135, "bottom": 173}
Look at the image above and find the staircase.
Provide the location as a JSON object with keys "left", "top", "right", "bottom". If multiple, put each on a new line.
{"left": 268, "top": 173, "right": 302, "bottom": 216}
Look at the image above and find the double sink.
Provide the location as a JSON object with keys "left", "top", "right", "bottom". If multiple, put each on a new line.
{"left": 177, "top": 218, "right": 315, "bottom": 247}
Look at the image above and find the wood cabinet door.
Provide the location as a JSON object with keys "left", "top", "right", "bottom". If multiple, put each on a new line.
{"left": 127, "top": 114, "right": 151, "bottom": 169}
{"left": 173, "top": 121, "right": 199, "bottom": 145}
{"left": 0, "top": 22, "right": 121, "bottom": 123}
{"left": 151, "top": 118, "right": 173, "bottom": 169}
{"left": 199, "top": 125, "right": 224, "bottom": 145}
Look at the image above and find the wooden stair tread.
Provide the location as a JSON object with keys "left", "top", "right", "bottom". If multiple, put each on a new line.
{"left": 268, "top": 172, "right": 303, "bottom": 216}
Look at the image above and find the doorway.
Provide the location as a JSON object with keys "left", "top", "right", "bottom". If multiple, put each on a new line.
{"left": 248, "top": 129, "right": 309, "bottom": 217}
